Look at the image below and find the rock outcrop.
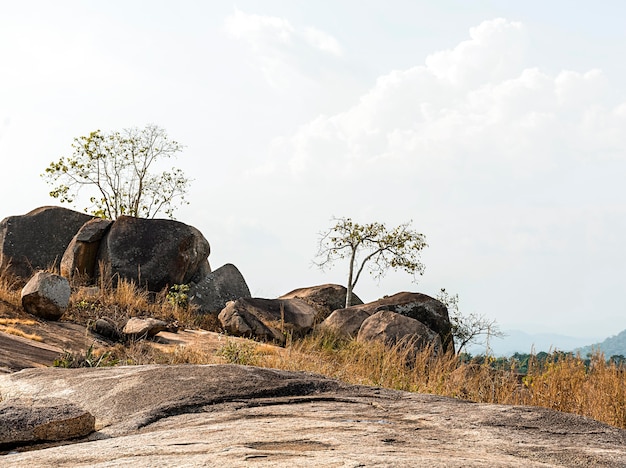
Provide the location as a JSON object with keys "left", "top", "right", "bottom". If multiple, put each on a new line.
{"left": 60, "top": 218, "right": 113, "bottom": 282}
{"left": 122, "top": 317, "right": 168, "bottom": 340}
{"left": 97, "top": 216, "right": 211, "bottom": 291}
{"left": 280, "top": 284, "right": 363, "bottom": 322}
{"left": 20, "top": 271, "right": 71, "bottom": 321}
{"left": 334, "top": 292, "right": 454, "bottom": 352}
{"left": 0, "top": 207, "right": 93, "bottom": 280}
{"left": 219, "top": 297, "right": 317, "bottom": 343}
{"left": 189, "top": 263, "right": 251, "bottom": 314}
{"left": 357, "top": 309, "right": 443, "bottom": 354}
{"left": 0, "top": 400, "right": 95, "bottom": 448}
{"left": 0, "top": 365, "right": 624, "bottom": 466}
{"left": 318, "top": 307, "right": 371, "bottom": 337}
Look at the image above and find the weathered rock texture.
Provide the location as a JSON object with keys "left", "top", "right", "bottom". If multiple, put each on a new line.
{"left": 0, "top": 365, "right": 624, "bottom": 467}
{"left": 0, "top": 400, "right": 95, "bottom": 447}
{"left": 189, "top": 263, "right": 251, "bottom": 314}
{"left": 280, "top": 284, "right": 363, "bottom": 321}
{"left": 20, "top": 271, "right": 71, "bottom": 320}
{"left": 318, "top": 307, "right": 371, "bottom": 337}
{"left": 0, "top": 207, "right": 93, "bottom": 280}
{"left": 338, "top": 292, "right": 455, "bottom": 352}
{"left": 97, "top": 216, "right": 211, "bottom": 291}
{"left": 219, "top": 297, "right": 317, "bottom": 343}
{"left": 357, "top": 309, "right": 443, "bottom": 354}
{"left": 60, "top": 218, "right": 113, "bottom": 282}
{"left": 122, "top": 317, "right": 168, "bottom": 340}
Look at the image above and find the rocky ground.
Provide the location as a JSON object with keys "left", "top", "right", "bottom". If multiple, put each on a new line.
{"left": 0, "top": 365, "right": 624, "bottom": 467}
{"left": 1, "top": 300, "right": 626, "bottom": 467}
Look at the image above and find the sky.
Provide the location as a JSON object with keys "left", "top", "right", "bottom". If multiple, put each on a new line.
{"left": 2, "top": 1, "right": 626, "bottom": 341}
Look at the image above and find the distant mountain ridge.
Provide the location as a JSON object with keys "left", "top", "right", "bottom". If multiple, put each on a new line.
{"left": 469, "top": 330, "right": 604, "bottom": 357}
{"left": 576, "top": 329, "right": 626, "bottom": 358}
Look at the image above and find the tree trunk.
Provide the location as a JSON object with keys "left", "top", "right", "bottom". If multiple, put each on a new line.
{"left": 345, "top": 248, "right": 356, "bottom": 308}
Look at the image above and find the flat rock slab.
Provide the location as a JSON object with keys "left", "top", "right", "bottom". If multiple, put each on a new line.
{"left": 0, "top": 331, "right": 63, "bottom": 371}
{"left": 0, "top": 365, "right": 624, "bottom": 467}
{"left": 0, "top": 400, "right": 95, "bottom": 447}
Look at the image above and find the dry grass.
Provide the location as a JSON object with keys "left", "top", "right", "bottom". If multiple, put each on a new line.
{"left": 0, "top": 269, "right": 623, "bottom": 429}
{"left": 0, "top": 325, "right": 43, "bottom": 342}
{"left": 249, "top": 330, "right": 626, "bottom": 429}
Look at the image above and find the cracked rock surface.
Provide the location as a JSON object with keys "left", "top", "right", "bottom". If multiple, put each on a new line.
{"left": 0, "top": 364, "right": 624, "bottom": 467}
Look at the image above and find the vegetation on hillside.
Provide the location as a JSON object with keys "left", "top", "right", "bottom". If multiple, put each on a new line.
{"left": 577, "top": 329, "right": 626, "bottom": 361}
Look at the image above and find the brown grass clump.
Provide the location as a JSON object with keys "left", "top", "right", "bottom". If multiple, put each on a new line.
{"left": 0, "top": 326, "right": 43, "bottom": 342}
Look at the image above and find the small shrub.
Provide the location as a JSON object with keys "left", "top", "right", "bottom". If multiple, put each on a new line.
{"left": 53, "top": 343, "right": 118, "bottom": 368}
{"left": 167, "top": 284, "right": 190, "bottom": 309}
{"left": 216, "top": 340, "right": 259, "bottom": 365}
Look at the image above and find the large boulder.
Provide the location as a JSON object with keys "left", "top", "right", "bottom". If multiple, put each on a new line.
{"left": 357, "top": 310, "right": 442, "bottom": 354}
{"left": 218, "top": 297, "right": 317, "bottom": 344}
{"left": 335, "top": 292, "right": 454, "bottom": 353}
{"left": 0, "top": 206, "right": 93, "bottom": 280}
{"left": 60, "top": 218, "right": 113, "bottom": 283}
{"left": 189, "top": 263, "right": 251, "bottom": 314}
{"left": 318, "top": 308, "right": 371, "bottom": 338}
{"left": 279, "top": 284, "right": 363, "bottom": 322}
{"left": 21, "top": 271, "right": 71, "bottom": 321}
{"left": 96, "top": 216, "right": 211, "bottom": 291}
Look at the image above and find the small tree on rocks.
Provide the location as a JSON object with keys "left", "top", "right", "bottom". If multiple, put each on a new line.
{"left": 314, "top": 217, "right": 427, "bottom": 308}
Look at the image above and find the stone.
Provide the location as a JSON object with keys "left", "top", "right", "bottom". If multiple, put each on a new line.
{"left": 90, "top": 317, "right": 120, "bottom": 341}
{"left": 357, "top": 309, "right": 443, "bottom": 354}
{"left": 0, "top": 399, "right": 95, "bottom": 448}
{"left": 0, "top": 206, "right": 93, "bottom": 280}
{"left": 96, "top": 216, "right": 211, "bottom": 292}
{"left": 21, "top": 271, "right": 71, "bottom": 320}
{"left": 0, "top": 365, "right": 623, "bottom": 466}
{"left": 189, "top": 263, "right": 251, "bottom": 314}
{"left": 122, "top": 317, "right": 168, "bottom": 340}
{"left": 219, "top": 297, "right": 317, "bottom": 343}
{"left": 318, "top": 307, "right": 371, "bottom": 337}
{"left": 60, "top": 218, "right": 113, "bottom": 282}
{"left": 279, "top": 284, "right": 363, "bottom": 322}
{"left": 339, "top": 292, "right": 454, "bottom": 352}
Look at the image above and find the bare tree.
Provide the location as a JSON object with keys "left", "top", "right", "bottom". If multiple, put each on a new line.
{"left": 42, "top": 124, "right": 190, "bottom": 219}
{"left": 437, "top": 288, "right": 504, "bottom": 354}
{"left": 314, "top": 217, "right": 427, "bottom": 307}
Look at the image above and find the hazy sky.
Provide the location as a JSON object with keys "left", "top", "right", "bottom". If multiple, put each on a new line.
{"left": 2, "top": 1, "right": 626, "bottom": 339}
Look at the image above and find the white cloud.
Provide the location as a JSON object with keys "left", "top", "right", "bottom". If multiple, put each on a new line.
{"left": 303, "top": 27, "right": 342, "bottom": 56}
{"left": 223, "top": 9, "right": 295, "bottom": 48}
{"left": 223, "top": 9, "right": 343, "bottom": 89}
{"left": 239, "top": 18, "right": 626, "bottom": 334}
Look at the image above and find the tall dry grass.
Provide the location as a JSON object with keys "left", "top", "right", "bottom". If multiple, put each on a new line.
{"left": 0, "top": 268, "right": 623, "bottom": 429}
{"left": 250, "top": 330, "right": 626, "bottom": 429}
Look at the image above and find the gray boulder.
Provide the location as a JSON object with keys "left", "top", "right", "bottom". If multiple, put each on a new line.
{"left": 318, "top": 308, "right": 371, "bottom": 338}
{"left": 122, "top": 317, "right": 168, "bottom": 340}
{"left": 0, "top": 399, "right": 95, "bottom": 447}
{"left": 21, "top": 271, "right": 71, "bottom": 320}
{"left": 0, "top": 206, "right": 93, "bottom": 280}
{"left": 337, "top": 292, "right": 454, "bottom": 353}
{"left": 96, "top": 216, "right": 211, "bottom": 291}
{"left": 218, "top": 297, "right": 317, "bottom": 344}
{"left": 189, "top": 263, "right": 251, "bottom": 314}
{"left": 280, "top": 284, "right": 363, "bottom": 322}
{"left": 357, "top": 310, "right": 442, "bottom": 354}
{"left": 60, "top": 218, "right": 113, "bottom": 283}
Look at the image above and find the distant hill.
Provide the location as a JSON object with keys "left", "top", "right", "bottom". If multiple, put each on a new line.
{"left": 468, "top": 330, "right": 603, "bottom": 357}
{"left": 576, "top": 329, "right": 626, "bottom": 358}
